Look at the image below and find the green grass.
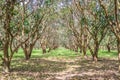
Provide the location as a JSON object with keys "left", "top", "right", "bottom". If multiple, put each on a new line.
{"left": 12, "top": 47, "right": 81, "bottom": 59}
{"left": 86, "top": 49, "right": 117, "bottom": 58}
{"left": 0, "top": 47, "right": 118, "bottom": 80}
{"left": 99, "top": 50, "right": 117, "bottom": 58}
{"left": 14, "top": 47, "right": 118, "bottom": 59}
{"left": 0, "top": 47, "right": 118, "bottom": 59}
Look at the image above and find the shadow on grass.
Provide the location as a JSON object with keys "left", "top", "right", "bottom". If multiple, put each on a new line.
{"left": 11, "top": 58, "right": 67, "bottom": 72}
{"left": 9, "top": 58, "right": 68, "bottom": 79}
{"left": 71, "top": 58, "right": 120, "bottom": 80}
{"left": 0, "top": 57, "right": 120, "bottom": 80}
{"left": 69, "top": 73, "right": 119, "bottom": 80}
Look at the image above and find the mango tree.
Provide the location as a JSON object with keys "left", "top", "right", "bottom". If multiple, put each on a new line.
{"left": 98, "top": 0, "right": 120, "bottom": 70}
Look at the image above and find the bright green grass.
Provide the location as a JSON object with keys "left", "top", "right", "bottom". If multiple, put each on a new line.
{"left": 99, "top": 50, "right": 117, "bottom": 58}
{"left": 86, "top": 49, "right": 117, "bottom": 58}
{"left": 0, "top": 47, "right": 118, "bottom": 59}
{"left": 12, "top": 47, "right": 80, "bottom": 59}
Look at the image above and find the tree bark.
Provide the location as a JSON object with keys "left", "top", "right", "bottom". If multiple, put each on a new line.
{"left": 83, "top": 45, "right": 87, "bottom": 58}
{"left": 41, "top": 43, "right": 46, "bottom": 54}
{"left": 93, "top": 42, "right": 99, "bottom": 62}
{"left": 43, "top": 49, "right": 47, "bottom": 54}
{"left": 88, "top": 45, "right": 93, "bottom": 56}
{"left": 117, "top": 39, "right": 120, "bottom": 71}
{"left": 106, "top": 43, "right": 111, "bottom": 52}
{"left": 24, "top": 49, "right": 31, "bottom": 60}
{"left": 83, "top": 33, "right": 87, "bottom": 58}
{"left": 2, "top": 58, "right": 10, "bottom": 73}
{"left": 79, "top": 46, "right": 82, "bottom": 53}
{"left": 22, "top": 44, "right": 34, "bottom": 60}
{"left": 2, "top": 0, "right": 13, "bottom": 73}
{"left": 3, "top": 40, "right": 11, "bottom": 73}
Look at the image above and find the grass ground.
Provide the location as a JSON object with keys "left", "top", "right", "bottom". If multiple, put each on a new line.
{"left": 0, "top": 47, "right": 119, "bottom": 80}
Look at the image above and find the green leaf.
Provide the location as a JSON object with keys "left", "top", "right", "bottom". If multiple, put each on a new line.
{"left": 24, "top": 19, "right": 29, "bottom": 26}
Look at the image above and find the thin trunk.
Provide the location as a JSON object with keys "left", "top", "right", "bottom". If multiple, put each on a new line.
{"left": 76, "top": 39, "right": 82, "bottom": 53}
{"left": 117, "top": 39, "right": 120, "bottom": 71}
{"left": 88, "top": 45, "right": 94, "bottom": 56}
{"left": 79, "top": 36, "right": 83, "bottom": 53}
{"left": 106, "top": 36, "right": 111, "bottom": 52}
{"left": 41, "top": 43, "right": 46, "bottom": 54}
{"left": 83, "top": 33, "right": 87, "bottom": 58}
{"left": 79, "top": 46, "right": 82, "bottom": 53}
{"left": 74, "top": 46, "right": 78, "bottom": 52}
{"left": 83, "top": 45, "right": 87, "bottom": 58}
{"left": 106, "top": 43, "right": 111, "bottom": 52}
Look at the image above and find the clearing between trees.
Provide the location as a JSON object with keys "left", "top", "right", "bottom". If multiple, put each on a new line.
{"left": 0, "top": 48, "right": 119, "bottom": 80}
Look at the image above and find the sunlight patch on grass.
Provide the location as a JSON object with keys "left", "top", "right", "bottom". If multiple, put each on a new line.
{"left": 99, "top": 50, "right": 117, "bottom": 58}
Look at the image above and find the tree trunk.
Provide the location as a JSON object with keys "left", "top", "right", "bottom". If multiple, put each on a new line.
{"left": 83, "top": 46, "right": 87, "bottom": 59}
{"left": 24, "top": 49, "right": 32, "bottom": 60}
{"left": 74, "top": 46, "right": 78, "bottom": 52}
{"left": 24, "top": 49, "right": 30, "bottom": 60}
{"left": 93, "top": 42, "right": 99, "bottom": 62}
{"left": 117, "top": 39, "right": 120, "bottom": 71}
{"left": 43, "top": 49, "right": 46, "bottom": 53}
{"left": 79, "top": 45, "right": 82, "bottom": 53}
{"left": 83, "top": 35, "right": 87, "bottom": 58}
{"left": 23, "top": 44, "right": 33, "bottom": 60}
{"left": 3, "top": 59, "right": 10, "bottom": 73}
{"left": 88, "top": 45, "right": 93, "bottom": 55}
{"left": 3, "top": 40, "right": 11, "bottom": 73}
{"left": 2, "top": 0, "right": 11, "bottom": 73}
{"left": 106, "top": 43, "right": 111, "bottom": 52}
{"left": 41, "top": 43, "right": 46, "bottom": 54}
{"left": 93, "top": 53, "right": 98, "bottom": 62}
